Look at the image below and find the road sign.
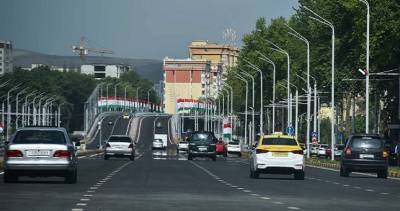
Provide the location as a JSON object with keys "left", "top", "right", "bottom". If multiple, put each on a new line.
{"left": 311, "top": 131, "right": 318, "bottom": 138}
{"left": 312, "top": 138, "right": 318, "bottom": 145}
{"left": 286, "top": 126, "right": 294, "bottom": 136}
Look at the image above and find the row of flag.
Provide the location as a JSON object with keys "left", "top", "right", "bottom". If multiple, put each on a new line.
{"left": 98, "top": 97, "right": 162, "bottom": 112}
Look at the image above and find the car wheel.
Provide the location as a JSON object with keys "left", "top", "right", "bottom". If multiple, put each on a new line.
{"left": 188, "top": 155, "right": 193, "bottom": 160}
{"left": 65, "top": 169, "right": 77, "bottom": 184}
{"left": 104, "top": 155, "right": 109, "bottom": 160}
{"left": 250, "top": 169, "right": 259, "bottom": 179}
{"left": 238, "top": 153, "right": 242, "bottom": 158}
{"left": 212, "top": 156, "right": 217, "bottom": 161}
{"left": 377, "top": 170, "right": 388, "bottom": 179}
{"left": 340, "top": 165, "right": 349, "bottom": 177}
{"left": 223, "top": 152, "right": 227, "bottom": 157}
{"left": 294, "top": 170, "right": 305, "bottom": 180}
{"left": 130, "top": 154, "right": 135, "bottom": 161}
{"left": 3, "top": 171, "right": 18, "bottom": 183}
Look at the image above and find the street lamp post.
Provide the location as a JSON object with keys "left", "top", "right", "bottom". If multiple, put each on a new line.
{"left": 265, "top": 40, "right": 291, "bottom": 129}
{"left": 136, "top": 87, "right": 142, "bottom": 112}
{"left": 114, "top": 83, "right": 122, "bottom": 112}
{"left": 257, "top": 53, "right": 276, "bottom": 133}
{"left": 105, "top": 83, "right": 112, "bottom": 112}
{"left": 15, "top": 88, "right": 29, "bottom": 129}
{"left": 359, "top": 0, "right": 370, "bottom": 133}
{"left": 283, "top": 80, "right": 299, "bottom": 139}
{"left": 239, "top": 69, "right": 255, "bottom": 145}
{"left": 287, "top": 23, "right": 311, "bottom": 158}
{"left": 22, "top": 91, "right": 38, "bottom": 127}
{"left": 244, "top": 60, "right": 264, "bottom": 135}
{"left": 147, "top": 88, "right": 153, "bottom": 112}
{"left": 6, "top": 84, "right": 21, "bottom": 142}
{"left": 233, "top": 73, "right": 248, "bottom": 145}
{"left": 305, "top": 6, "right": 336, "bottom": 161}
{"left": 31, "top": 93, "right": 44, "bottom": 126}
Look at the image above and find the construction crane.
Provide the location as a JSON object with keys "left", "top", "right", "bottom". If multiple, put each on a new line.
{"left": 72, "top": 36, "right": 113, "bottom": 63}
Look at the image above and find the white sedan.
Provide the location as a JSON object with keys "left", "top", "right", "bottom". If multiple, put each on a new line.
{"left": 250, "top": 132, "right": 305, "bottom": 180}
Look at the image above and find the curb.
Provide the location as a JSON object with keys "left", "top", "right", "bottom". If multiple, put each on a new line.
{"left": 305, "top": 159, "right": 400, "bottom": 178}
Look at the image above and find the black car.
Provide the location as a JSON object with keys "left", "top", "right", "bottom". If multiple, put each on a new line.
{"left": 340, "top": 134, "right": 389, "bottom": 178}
{"left": 188, "top": 131, "right": 217, "bottom": 161}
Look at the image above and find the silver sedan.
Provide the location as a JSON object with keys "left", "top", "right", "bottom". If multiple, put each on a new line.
{"left": 3, "top": 127, "right": 79, "bottom": 183}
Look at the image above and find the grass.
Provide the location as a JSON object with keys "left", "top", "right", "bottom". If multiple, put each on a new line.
{"left": 306, "top": 157, "right": 400, "bottom": 175}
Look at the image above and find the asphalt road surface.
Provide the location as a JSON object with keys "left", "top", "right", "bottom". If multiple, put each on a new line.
{"left": 1, "top": 114, "right": 400, "bottom": 210}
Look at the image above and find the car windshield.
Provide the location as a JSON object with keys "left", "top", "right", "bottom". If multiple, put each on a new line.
{"left": 13, "top": 130, "right": 66, "bottom": 144}
{"left": 350, "top": 137, "right": 383, "bottom": 149}
{"left": 229, "top": 141, "right": 239, "bottom": 145}
{"left": 154, "top": 139, "right": 163, "bottom": 143}
{"left": 108, "top": 136, "right": 131, "bottom": 143}
{"left": 336, "top": 145, "right": 345, "bottom": 150}
{"left": 261, "top": 138, "right": 297, "bottom": 146}
{"left": 190, "top": 133, "right": 215, "bottom": 144}
{"left": 320, "top": 145, "right": 328, "bottom": 148}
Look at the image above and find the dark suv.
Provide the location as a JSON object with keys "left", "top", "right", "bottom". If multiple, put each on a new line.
{"left": 188, "top": 131, "right": 217, "bottom": 161}
{"left": 340, "top": 134, "right": 389, "bottom": 178}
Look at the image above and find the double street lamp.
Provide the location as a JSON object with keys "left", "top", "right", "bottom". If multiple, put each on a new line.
{"left": 239, "top": 69, "right": 256, "bottom": 145}
{"left": 304, "top": 5, "right": 336, "bottom": 161}
{"left": 286, "top": 23, "right": 312, "bottom": 158}
{"left": 244, "top": 59, "right": 264, "bottom": 135}
{"left": 265, "top": 40, "right": 291, "bottom": 129}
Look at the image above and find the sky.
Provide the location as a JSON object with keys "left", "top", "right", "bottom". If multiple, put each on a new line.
{"left": 0, "top": 0, "right": 298, "bottom": 60}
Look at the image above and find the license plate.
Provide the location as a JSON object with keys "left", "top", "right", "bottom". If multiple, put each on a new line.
{"left": 360, "top": 154, "right": 374, "bottom": 159}
{"left": 272, "top": 152, "right": 288, "bottom": 157}
{"left": 198, "top": 147, "right": 207, "bottom": 151}
{"left": 26, "top": 150, "right": 50, "bottom": 157}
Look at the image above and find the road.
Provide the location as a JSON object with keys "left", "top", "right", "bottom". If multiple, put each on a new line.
{"left": 1, "top": 114, "right": 400, "bottom": 210}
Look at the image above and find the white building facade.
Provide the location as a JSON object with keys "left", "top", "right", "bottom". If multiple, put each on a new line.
{"left": 0, "top": 40, "right": 13, "bottom": 75}
{"left": 81, "top": 64, "right": 131, "bottom": 79}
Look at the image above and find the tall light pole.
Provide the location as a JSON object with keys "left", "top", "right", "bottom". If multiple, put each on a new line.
{"left": 233, "top": 72, "right": 248, "bottom": 145}
{"left": 106, "top": 83, "right": 112, "bottom": 111}
{"left": 359, "top": 0, "right": 370, "bottom": 133}
{"left": 135, "top": 87, "right": 142, "bottom": 112}
{"left": 257, "top": 52, "right": 276, "bottom": 133}
{"left": 22, "top": 91, "right": 38, "bottom": 127}
{"left": 284, "top": 80, "right": 299, "bottom": 139}
{"left": 6, "top": 84, "right": 21, "bottom": 142}
{"left": 305, "top": 6, "right": 336, "bottom": 161}
{"left": 265, "top": 40, "right": 291, "bottom": 129}
{"left": 239, "top": 69, "right": 255, "bottom": 145}
{"left": 221, "top": 83, "right": 233, "bottom": 140}
{"left": 15, "top": 87, "right": 29, "bottom": 129}
{"left": 114, "top": 83, "right": 122, "bottom": 111}
{"left": 244, "top": 59, "right": 264, "bottom": 135}
{"left": 287, "top": 24, "right": 311, "bottom": 158}
{"left": 147, "top": 88, "right": 153, "bottom": 112}
{"left": 31, "top": 93, "right": 44, "bottom": 126}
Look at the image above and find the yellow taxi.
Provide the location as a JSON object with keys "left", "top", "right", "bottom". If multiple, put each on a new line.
{"left": 250, "top": 132, "right": 305, "bottom": 180}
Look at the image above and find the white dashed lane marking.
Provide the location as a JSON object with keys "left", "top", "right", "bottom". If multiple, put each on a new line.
{"left": 189, "top": 161, "right": 301, "bottom": 210}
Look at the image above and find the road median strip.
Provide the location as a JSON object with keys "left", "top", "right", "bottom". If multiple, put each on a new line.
{"left": 305, "top": 158, "right": 400, "bottom": 178}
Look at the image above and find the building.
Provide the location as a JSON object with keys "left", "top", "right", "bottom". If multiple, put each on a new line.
{"left": 81, "top": 64, "right": 131, "bottom": 79}
{"left": 163, "top": 58, "right": 212, "bottom": 114}
{"left": 188, "top": 40, "right": 239, "bottom": 73}
{"left": 188, "top": 40, "right": 238, "bottom": 97}
{"left": 0, "top": 40, "right": 13, "bottom": 75}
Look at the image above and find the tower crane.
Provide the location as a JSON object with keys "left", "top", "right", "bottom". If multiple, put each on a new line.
{"left": 72, "top": 36, "right": 113, "bottom": 63}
